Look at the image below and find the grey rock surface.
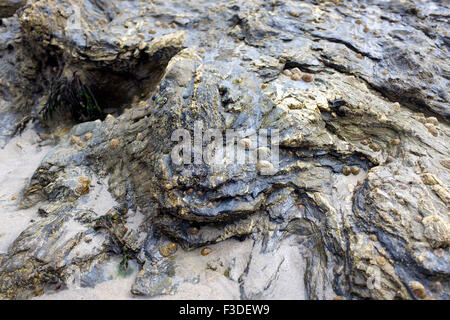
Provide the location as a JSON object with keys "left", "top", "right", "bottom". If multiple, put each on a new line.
{"left": 0, "top": 0, "right": 25, "bottom": 18}
{"left": 0, "top": 0, "right": 448, "bottom": 300}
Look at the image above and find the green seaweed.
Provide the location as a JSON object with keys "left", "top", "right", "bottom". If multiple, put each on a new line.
{"left": 92, "top": 212, "right": 137, "bottom": 278}
{"left": 43, "top": 72, "right": 104, "bottom": 122}
{"left": 117, "top": 247, "right": 134, "bottom": 278}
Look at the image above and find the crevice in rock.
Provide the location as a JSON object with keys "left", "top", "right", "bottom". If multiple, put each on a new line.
{"left": 238, "top": 239, "right": 255, "bottom": 300}
{"left": 311, "top": 34, "right": 381, "bottom": 61}
{"left": 283, "top": 60, "right": 319, "bottom": 74}
{"left": 319, "top": 56, "right": 449, "bottom": 121}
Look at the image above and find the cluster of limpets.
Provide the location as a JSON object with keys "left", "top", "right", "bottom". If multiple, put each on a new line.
{"left": 70, "top": 135, "right": 85, "bottom": 148}
{"left": 70, "top": 132, "right": 94, "bottom": 149}
{"left": 342, "top": 165, "right": 360, "bottom": 176}
{"left": 159, "top": 242, "right": 178, "bottom": 257}
{"left": 361, "top": 138, "right": 381, "bottom": 152}
{"left": 282, "top": 68, "right": 314, "bottom": 83}
{"left": 154, "top": 20, "right": 177, "bottom": 29}
{"left": 76, "top": 175, "right": 91, "bottom": 195}
{"left": 417, "top": 114, "right": 440, "bottom": 137}
{"left": 408, "top": 280, "right": 440, "bottom": 300}
{"left": 187, "top": 226, "right": 200, "bottom": 235}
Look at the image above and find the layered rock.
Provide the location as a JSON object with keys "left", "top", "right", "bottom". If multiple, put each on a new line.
{"left": 0, "top": 0, "right": 448, "bottom": 300}
{"left": 0, "top": 0, "right": 25, "bottom": 18}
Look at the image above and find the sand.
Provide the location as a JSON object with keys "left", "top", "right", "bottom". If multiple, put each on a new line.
{"left": 0, "top": 127, "right": 51, "bottom": 254}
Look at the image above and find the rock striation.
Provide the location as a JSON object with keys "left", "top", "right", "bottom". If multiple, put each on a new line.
{"left": 0, "top": 0, "right": 448, "bottom": 300}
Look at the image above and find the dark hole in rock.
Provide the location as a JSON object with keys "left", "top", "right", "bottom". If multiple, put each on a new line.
{"left": 232, "top": 234, "right": 248, "bottom": 242}
{"left": 43, "top": 73, "right": 103, "bottom": 122}
{"left": 283, "top": 61, "right": 316, "bottom": 74}
{"left": 86, "top": 65, "right": 164, "bottom": 116}
{"left": 41, "top": 52, "right": 165, "bottom": 124}
{"left": 330, "top": 99, "right": 347, "bottom": 117}
{"left": 45, "top": 54, "right": 59, "bottom": 69}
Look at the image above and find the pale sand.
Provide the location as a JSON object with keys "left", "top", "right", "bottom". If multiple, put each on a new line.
{"left": 0, "top": 127, "right": 51, "bottom": 254}
{"left": 35, "top": 239, "right": 247, "bottom": 300}
{"left": 35, "top": 236, "right": 310, "bottom": 300}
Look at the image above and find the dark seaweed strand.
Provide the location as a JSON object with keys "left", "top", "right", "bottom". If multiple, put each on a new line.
{"left": 43, "top": 74, "right": 103, "bottom": 122}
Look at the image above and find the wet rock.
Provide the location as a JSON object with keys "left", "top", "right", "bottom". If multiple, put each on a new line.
{"left": 422, "top": 215, "right": 450, "bottom": 249}
{"left": 0, "top": 0, "right": 449, "bottom": 301}
{"left": 430, "top": 281, "right": 443, "bottom": 294}
{"left": 131, "top": 260, "right": 176, "bottom": 296}
{"left": 0, "top": 209, "right": 108, "bottom": 299}
{"left": 0, "top": 0, "right": 25, "bottom": 18}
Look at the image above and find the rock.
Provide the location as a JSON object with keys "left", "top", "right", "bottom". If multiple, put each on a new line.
{"left": 430, "top": 281, "right": 443, "bottom": 294}
{"left": 131, "top": 260, "right": 176, "bottom": 296}
{"left": 0, "top": 0, "right": 25, "bottom": 18}
{"left": 0, "top": 0, "right": 449, "bottom": 301}
{"left": 0, "top": 209, "right": 108, "bottom": 299}
{"left": 422, "top": 215, "right": 450, "bottom": 249}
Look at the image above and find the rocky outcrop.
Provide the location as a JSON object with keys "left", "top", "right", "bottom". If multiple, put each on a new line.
{"left": 0, "top": 0, "right": 25, "bottom": 18}
{"left": 0, "top": 0, "right": 448, "bottom": 300}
